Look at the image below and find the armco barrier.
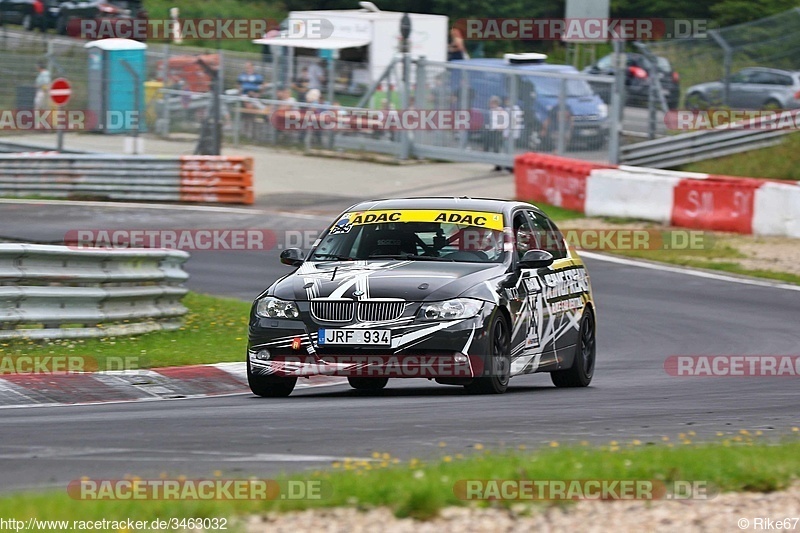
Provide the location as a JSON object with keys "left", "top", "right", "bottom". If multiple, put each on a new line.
{"left": 514, "top": 153, "right": 612, "bottom": 212}
{"left": 0, "top": 154, "right": 253, "bottom": 205}
{"left": 0, "top": 244, "right": 189, "bottom": 340}
{"left": 515, "top": 153, "right": 800, "bottom": 238}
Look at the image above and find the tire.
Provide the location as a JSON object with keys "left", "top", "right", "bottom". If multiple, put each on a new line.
{"left": 762, "top": 99, "right": 782, "bottom": 111}
{"left": 685, "top": 92, "right": 708, "bottom": 111}
{"left": 347, "top": 377, "right": 389, "bottom": 390}
{"left": 464, "top": 312, "right": 510, "bottom": 395}
{"left": 247, "top": 359, "right": 297, "bottom": 397}
{"left": 551, "top": 308, "right": 596, "bottom": 388}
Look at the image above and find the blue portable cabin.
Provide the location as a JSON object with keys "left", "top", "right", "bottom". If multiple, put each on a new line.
{"left": 85, "top": 38, "right": 147, "bottom": 133}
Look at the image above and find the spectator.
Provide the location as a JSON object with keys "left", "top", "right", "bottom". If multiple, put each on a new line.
{"left": 447, "top": 28, "right": 468, "bottom": 61}
{"left": 307, "top": 59, "right": 326, "bottom": 91}
{"left": 502, "top": 97, "right": 524, "bottom": 172}
{"left": 237, "top": 62, "right": 264, "bottom": 96}
{"left": 33, "top": 62, "right": 51, "bottom": 111}
{"left": 301, "top": 88, "right": 323, "bottom": 146}
{"left": 292, "top": 67, "right": 310, "bottom": 103}
{"left": 483, "top": 95, "right": 505, "bottom": 171}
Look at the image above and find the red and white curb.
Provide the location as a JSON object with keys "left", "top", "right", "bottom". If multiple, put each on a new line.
{"left": 515, "top": 153, "right": 800, "bottom": 237}
{"left": 0, "top": 362, "right": 346, "bottom": 408}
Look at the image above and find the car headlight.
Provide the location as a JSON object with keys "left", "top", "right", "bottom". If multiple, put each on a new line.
{"left": 597, "top": 103, "right": 608, "bottom": 119}
{"left": 256, "top": 297, "right": 300, "bottom": 319}
{"left": 419, "top": 299, "right": 483, "bottom": 321}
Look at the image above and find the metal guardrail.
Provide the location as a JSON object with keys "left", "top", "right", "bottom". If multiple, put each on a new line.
{"left": 0, "top": 154, "right": 254, "bottom": 204}
{"left": 0, "top": 244, "right": 189, "bottom": 340}
{"left": 620, "top": 125, "right": 793, "bottom": 168}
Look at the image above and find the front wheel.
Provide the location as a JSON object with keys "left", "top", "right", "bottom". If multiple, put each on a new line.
{"left": 464, "top": 313, "right": 510, "bottom": 394}
{"left": 247, "top": 360, "right": 297, "bottom": 397}
{"left": 348, "top": 377, "right": 388, "bottom": 390}
{"left": 551, "top": 308, "right": 596, "bottom": 388}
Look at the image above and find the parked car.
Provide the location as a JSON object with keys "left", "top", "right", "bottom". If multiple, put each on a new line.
{"left": 684, "top": 67, "right": 800, "bottom": 110}
{"left": 583, "top": 52, "right": 680, "bottom": 110}
{"left": 56, "top": 0, "right": 144, "bottom": 36}
{"left": 0, "top": 0, "right": 65, "bottom": 31}
{"left": 450, "top": 54, "right": 610, "bottom": 151}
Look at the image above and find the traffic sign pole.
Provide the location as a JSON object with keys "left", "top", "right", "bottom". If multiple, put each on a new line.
{"left": 50, "top": 78, "right": 72, "bottom": 152}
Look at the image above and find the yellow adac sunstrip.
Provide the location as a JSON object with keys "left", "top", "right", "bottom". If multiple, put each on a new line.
{"left": 334, "top": 210, "right": 505, "bottom": 231}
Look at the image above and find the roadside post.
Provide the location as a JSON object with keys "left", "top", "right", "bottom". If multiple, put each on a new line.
{"left": 50, "top": 78, "right": 72, "bottom": 152}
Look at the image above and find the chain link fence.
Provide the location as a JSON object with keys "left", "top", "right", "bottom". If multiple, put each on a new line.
{"left": 0, "top": 28, "right": 619, "bottom": 164}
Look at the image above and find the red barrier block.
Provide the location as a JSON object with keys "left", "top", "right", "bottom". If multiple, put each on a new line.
{"left": 671, "top": 178, "right": 764, "bottom": 234}
{"left": 514, "top": 153, "right": 613, "bottom": 212}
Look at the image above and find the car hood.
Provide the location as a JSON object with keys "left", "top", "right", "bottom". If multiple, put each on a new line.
{"left": 269, "top": 260, "right": 507, "bottom": 302}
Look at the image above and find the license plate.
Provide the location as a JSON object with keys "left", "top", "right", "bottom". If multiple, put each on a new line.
{"left": 578, "top": 129, "right": 596, "bottom": 136}
{"left": 318, "top": 329, "right": 391, "bottom": 346}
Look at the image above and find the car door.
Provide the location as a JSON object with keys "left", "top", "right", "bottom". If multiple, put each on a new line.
{"left": 526, "top": 210, "right": 584, "bottom": 355}
{"left": 505, "top": 210, "right": 555, "bottom": 375}
{"left": 727, "top": 69, "right": 760, "bottom": 108}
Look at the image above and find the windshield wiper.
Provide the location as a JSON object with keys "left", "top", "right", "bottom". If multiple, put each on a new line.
{"left": 369, "top": 254, "right": 455, "bottom": 262}
{"left": 311, "top": 253, "right": 356, "bottom": 261}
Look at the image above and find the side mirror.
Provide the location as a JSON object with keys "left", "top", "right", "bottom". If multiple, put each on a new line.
{"left": 518, "top": 250, "right": 554, "bottom": 269}
{"left": 280, "top": 248, "right": 305, "bottom": 267}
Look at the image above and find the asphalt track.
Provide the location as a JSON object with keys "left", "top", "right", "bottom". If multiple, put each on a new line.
{"left": 1, "top": 201, "right": 798, "bottom": 493}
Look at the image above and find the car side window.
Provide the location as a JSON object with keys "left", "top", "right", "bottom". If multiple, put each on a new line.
{"left": 730, "top": 70, "right": 752, "bottom": 83}
{"left": 596, "top": 55, "right": 612, "bottom": 71}
{"left": 512, "top": 211, "right": 536, "bottom": 262}
{"left": 528, "top": 210, "right": 568, "bottom": 260}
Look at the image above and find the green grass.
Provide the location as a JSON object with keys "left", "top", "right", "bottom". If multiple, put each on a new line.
{"left": 679, "top": 132, "right": 800, "bottom": 181}
{"left": 0, "top": 292, "right": 251, "bottom": 370}
{"left": 1, "top": 437, "right": 798, "bottom": 529}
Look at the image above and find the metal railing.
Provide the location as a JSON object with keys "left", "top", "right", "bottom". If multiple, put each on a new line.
{"left": 619, "top": 125, "right": 794, "bottom": 168}
{"left": 0, "top": 244, "right": 189, "bottom": 340}
{"left": 0, "top": 153, "right": 254, "bottom": 204}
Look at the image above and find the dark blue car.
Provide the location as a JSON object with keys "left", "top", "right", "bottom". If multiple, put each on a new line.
{"left": 449, "top": 56, "right": 609, "bottom": 151}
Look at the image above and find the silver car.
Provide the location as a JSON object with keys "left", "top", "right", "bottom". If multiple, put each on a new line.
{"left": 685, "top": 67, "right": 800, "bottom": 110}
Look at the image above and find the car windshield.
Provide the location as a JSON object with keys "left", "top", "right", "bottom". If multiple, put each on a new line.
{"left": 528, "top": 75, "right": 595, "bottom": 97}
{"left": 310, "top": 211, "right": 508, "bottom": 263}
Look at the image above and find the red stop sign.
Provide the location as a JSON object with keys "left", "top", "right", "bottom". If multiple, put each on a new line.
{"left": 50, "top": 78, "right": 71, "bottom": 106}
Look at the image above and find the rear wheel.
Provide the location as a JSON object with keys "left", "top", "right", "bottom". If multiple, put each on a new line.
{"left": 247, "top": 359, "right": 297, "bottom": 397}
{"left": 551, "top": 309, "right": 596, "bottom": 388}
{"left": 762, "top": 99, "right": 782, "bottom": 111}
{"left": 347, "top": 377, "right": 389, "bottom": 390}
{"left": 464, "top": 313, "right": 510, "bottom": 394}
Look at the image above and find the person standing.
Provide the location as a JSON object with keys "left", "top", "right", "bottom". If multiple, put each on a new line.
{"left": 447, "top": 28, "right": 468, "bottom": 61}
{"left": 34, "top": 62, "right": 51, "bottom": 111}
{"left": 237, "top": 62, "right": 264, "bottom": 96}
{"left": 307, "top": 59, "right": 326, "bottom": 92}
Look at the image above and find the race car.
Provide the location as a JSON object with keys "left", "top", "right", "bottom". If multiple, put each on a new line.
{"left": 247, "top": 197, "right": 596, "bottom": 397}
